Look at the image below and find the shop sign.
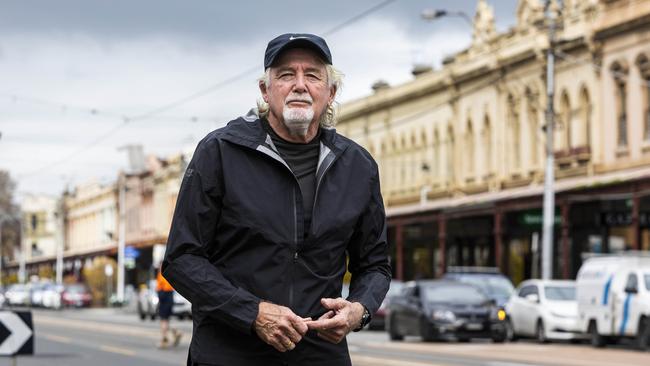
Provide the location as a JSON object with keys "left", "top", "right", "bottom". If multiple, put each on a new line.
{"left": 518, "top": 210, "right": 561, "bottom": 227}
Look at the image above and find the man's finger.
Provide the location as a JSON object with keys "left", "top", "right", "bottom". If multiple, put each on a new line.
{"left": 306, "top": 316, "right": 346, "bottom": 330}
{"left": 290, "top": 315, "right": 309, "bottom": 336}
{"left": 317, "top": 330, "right": 341, "bottom": 344}
{"left": 321, "top": 297, "right": 347, "bottom": 310}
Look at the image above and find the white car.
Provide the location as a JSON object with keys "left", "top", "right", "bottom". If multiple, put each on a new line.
{"left": 41, "top": 284, "right": 64, "bottom": 309}
{"left": 506, "top": 279, "right": 583, "bottom": 342}
{"left": 5, "top": 284, "right": 30, "bottom": 306}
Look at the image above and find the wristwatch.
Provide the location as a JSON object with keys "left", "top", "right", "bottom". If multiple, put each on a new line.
{"left": 353, "top": 306, "right": 371, "bottom": 332}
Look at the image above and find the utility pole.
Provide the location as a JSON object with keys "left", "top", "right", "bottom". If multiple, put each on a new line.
{"left": 542, "top": 0, "right": 558, "bottom": 280}
{"left": 18, "top": 215, "right": 25, "bottom": 284}
{"left": 55, "top": 199, "right": 65, "bottom": 285}
{"left": 117, "top": 175, "right": 126, "bottom": 304}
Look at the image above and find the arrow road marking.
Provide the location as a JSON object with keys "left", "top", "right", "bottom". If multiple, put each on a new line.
{"left": 0, "top": 312, "right": 32, "bottom": 355}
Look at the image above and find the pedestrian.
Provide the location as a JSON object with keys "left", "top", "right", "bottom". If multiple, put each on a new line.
{"left": 156, "top": 268, "right": 182, "bottom": 349}
{"left": 163, "top": 33, "right": 391, "bottom": 366}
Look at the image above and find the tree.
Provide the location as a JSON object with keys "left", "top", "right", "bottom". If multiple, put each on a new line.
{"left": 0, "top": 170, "right": 20, "bottom": 265}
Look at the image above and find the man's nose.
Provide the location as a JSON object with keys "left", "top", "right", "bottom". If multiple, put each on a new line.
{"left": 293, "top": 73, "right": 307, "bottom": 92}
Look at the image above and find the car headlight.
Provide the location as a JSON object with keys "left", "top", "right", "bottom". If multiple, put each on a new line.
{"left": 491, "top": 308, "right": 507, "bottom": 321}
{"left": 432, "top": 310, "right": 456, "bottom": 322}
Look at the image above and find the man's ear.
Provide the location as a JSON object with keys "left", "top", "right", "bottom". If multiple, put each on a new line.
{"left": 329, "top": 85, "right": 337, "bottom": 104}
{"left": 259, "top": 80, "right": 269, "bottom": 103}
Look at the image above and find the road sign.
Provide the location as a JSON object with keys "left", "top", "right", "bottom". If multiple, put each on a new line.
{"left": 0, "top": 311, "right": 33, "bottom": 356}
{"left": 124, "top": 246, "right": 140, "bottom": 259}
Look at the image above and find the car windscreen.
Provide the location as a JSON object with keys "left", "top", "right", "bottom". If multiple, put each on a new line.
{"left": 454, "top": 276, "right": 514, "bottom": 298}
{"left": 66, "top": 285, "right": 86, "bottom": 293}
{"left": 423, "top": 285, "right": 487, "bottom": 305}
{"left": 544, "top": 285, "right": 576, "bottom": 301}
{"left": 645, "top": 274, "right": 650, "bottom": 291}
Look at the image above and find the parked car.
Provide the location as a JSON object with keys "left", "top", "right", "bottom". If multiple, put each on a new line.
{"left": 138, "top": 280, "right": 192, "bottom": 320}
{"left": 0, "top": 286, "right": 5, "bottom": 308}
{"left": 443, "top": 267, "right": 515, "bottom": 307}
{"left": 506, "top": 279, "right": 583, "bottom": 343}
{"left": 41, "top": 284, "right": 65, "bottom": 309}
{"left": 61, "top": 284, "right": 92, "bottom": 307}
{"left": 576, "top": 254, "right": 650, "bottom": 350}
{"left": 29, "top": 282, "right": 49, "bottom": 307}
{"left": 387, "top": 280, "right": 507, "bottom": 342}
{"left": 5, "top": 284, "right": 30, "bottom": 306}
{"left": 368, "top": 280, "right": 403, "bottom": 330}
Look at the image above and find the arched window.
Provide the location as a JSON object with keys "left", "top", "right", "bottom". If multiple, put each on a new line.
{"left": 611, "top": 60, "right": 629, "bottom": 147}
{"left": 447, "top": 125, "right": 455, "bottom": 183}
{"left": 578, "top": 87, "right": 591, "bottom": 149}
{"left": 507, "top": 94, "right": 521, "bottom": 171}
{"left": 465, "top": 120, "right": 474, "bottom": 177}
{"left": 636, "top": 54, "right": 650, "bottom": 141}
{"left": 526, "top": 88, "right": 539, "bottom": 166}
{"left": 560, "top": 91, "right": 571, "bottom": 151}
{"left": 482, "top": 115, "right": 492, "bottom": 176}
{"left": 433, "top": 130, "right": 440, "bottom": 182}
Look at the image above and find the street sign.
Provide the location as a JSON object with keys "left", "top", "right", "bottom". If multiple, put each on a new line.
{"left": 0, "top": 311, "right": 33, "bottom": 356}
{"left": 124, "top": 246, "right": 140, "bottom": 259}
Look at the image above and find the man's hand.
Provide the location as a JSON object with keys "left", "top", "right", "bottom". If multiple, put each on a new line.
{"left": 254, "top": 302, "right": 308, "bottom": 352}
{"left": 305, "top": 298, "right": 365, "bottom": 344}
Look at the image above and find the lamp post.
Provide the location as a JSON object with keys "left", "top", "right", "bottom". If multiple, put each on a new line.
{"left": 421, "top": 9, "right": 472, "bottom": 26}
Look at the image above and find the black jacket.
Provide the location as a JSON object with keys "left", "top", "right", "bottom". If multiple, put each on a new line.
{"left": 163, "top": 111, "right": 391, "bottom": 366}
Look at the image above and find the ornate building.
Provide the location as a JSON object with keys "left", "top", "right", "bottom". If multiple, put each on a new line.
{"left": 337, "top": 0, "right": 650, "bottom": 284}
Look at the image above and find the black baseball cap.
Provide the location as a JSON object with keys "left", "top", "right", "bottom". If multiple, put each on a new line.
{"left": 264, "top": 33, "right": 332, "bottom": 69}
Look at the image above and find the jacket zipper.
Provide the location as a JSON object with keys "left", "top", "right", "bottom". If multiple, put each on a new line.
{"left": 289, "top": 188, "right": 298, "bottom": 308}
{"left": 310, "top": 152, "right": 337, "bottom": 229}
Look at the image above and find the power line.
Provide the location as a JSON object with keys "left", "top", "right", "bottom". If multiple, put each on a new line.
{"left": 14, "top": 0, "right": 398, "bottom": 180}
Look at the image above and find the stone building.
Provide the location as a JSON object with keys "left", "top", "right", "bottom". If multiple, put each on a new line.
{"left": 337, "top": 0, "right": 650, "bottom": 284}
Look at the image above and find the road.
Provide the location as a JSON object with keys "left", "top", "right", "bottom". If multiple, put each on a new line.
{"left": 0, "top": 308, "right": 648, "bottom": 366}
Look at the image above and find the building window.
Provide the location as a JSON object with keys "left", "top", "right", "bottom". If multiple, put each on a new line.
{"left": 579, "top": 87, "right": 591, "bottom": 149}
{"left": 465, "top": 120, "right": 474, "bottom": 178}
{"left": 526, "top": 88, "right": 539, "bottom": 166}
{"left": 507, "top": 95, "right": 520, "bottom": 171}
{"left": 560, "top": 91, "right": 571, "bottom": 152}
{"left": 636, "top": 54, "right": 650, "bottom": 141}
{"left": 611, "top": 61, "right": 629, "bottom": 148}
{"left": 31, "top": 214, "right": 38, "bottom": 231}
{"left": 447, "top": 126, "right": 455, "bottom": 184}
{"left": 482, "top": 115, "right": 492, "bottom": 176}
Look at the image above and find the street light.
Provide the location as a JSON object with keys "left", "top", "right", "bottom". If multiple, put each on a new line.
{"left": 421, "top": 9, "right": 473, "bottom": 26}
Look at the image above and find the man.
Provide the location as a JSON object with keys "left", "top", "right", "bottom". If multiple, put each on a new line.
{"left": 163, "top": 33, "right": 390, "bottom": 366}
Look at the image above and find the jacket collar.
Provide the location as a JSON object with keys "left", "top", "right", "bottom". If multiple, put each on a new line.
{"left": 220, "top": 109, "right": 350, "bottom": 157}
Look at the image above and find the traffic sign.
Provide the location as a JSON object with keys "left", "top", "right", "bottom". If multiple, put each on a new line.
{"left": 0, "top": 311, "right": 33, "bottom": 356}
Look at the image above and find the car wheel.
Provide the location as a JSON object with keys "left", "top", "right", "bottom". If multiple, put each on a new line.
{"left": 589, "top": 320, "right": 606, "bottom": 348}
{"left": 420, "top": 321, "right": 436, "bottom": 342}
{"left": 139, "top": 312, "right": 146, "bottom": 321}
{"left": 388, "top": 317, "right": 403, "bottom": 341}
{"left": 536, "top": 320, "right": 548, "bottom": 344}
{"left": 506, "top": 319, "right": 518, "bottom": 342}
{"left": 637, "top": 317, "right": 650, "bottom": 351}
{"left": 458, "top": 337, "right": 471, "bottom": 343}
{"left": 492, "top": 329, "right": 507, "bottom": 343}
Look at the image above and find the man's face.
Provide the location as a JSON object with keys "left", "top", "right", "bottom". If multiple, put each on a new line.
{"left": 260, "top": 48, "right": 335, "bottom": 137}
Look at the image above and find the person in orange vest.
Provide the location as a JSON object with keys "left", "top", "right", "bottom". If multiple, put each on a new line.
{"left": 156, "top": 268, "right": 182, "bottom": 349}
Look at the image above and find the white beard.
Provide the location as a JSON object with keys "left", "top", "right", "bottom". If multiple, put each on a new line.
{"left": 282, "top": 101, "right": 314, "bottom": 137}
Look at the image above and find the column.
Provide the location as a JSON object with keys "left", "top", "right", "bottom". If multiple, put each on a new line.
{"left": 494, "top": 210, "right": 503, "bottom": 271}
{"left": 561, "top": 201, "right": 570, "bottom": 279}
{"left": 437, "top": 216, "right": 446, "bottom": 277}
{"left": 395, "top": 223, "right": 404, "bottom": 281}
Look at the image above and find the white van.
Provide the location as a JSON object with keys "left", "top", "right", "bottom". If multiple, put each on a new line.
{"left": 576, "top": 253, "right": 650, "bottom": 350}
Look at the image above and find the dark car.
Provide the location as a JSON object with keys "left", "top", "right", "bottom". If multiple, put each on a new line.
{"left": 387, "top": 280, "right": 507, "bottom": 342}
{"left": 368, "top": 280, "right": 403, "bottom": 330}
{"left": 443, "top": 267, "right": 515, "bottom": 307}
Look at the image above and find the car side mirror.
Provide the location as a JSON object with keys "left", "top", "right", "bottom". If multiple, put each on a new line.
{"left": 525, "top": 294, "right": 540, "bottom": 303}
{"left": 625, "top": 286, "right": 638, "bottom": 294}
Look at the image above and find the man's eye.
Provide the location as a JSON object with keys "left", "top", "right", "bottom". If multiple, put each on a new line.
{"left": 279, "top": 73, "right": 294, "bottom": 79}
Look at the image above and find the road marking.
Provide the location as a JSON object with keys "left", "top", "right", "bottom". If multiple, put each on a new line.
{"left": 99, "top": 345, "right": 136, "bottom": 356}
{"left": 351, "top": 354, "right": 449, "bottom": 366}
{"left": 39, "top": 332, "right": 72, "bottom": 344}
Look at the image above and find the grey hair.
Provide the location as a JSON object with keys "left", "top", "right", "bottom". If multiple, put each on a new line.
{"left": 256, "top": 64, "right": 344, "bottom": 128}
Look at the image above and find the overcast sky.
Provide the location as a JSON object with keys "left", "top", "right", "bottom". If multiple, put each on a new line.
{"left": 0, "top": 0, "right": 518, "bottom": 199}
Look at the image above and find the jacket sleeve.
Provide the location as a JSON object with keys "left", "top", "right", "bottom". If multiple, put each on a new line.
{"left": 162, "top": 136, "right": 260, "bottom": 335}
{"left": 346, "top": 165, "right": 391, "bottom": 315}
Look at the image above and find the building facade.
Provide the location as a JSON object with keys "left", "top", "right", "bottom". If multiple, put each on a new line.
{"left": 337, "top": 0, "right": 650, "bottom": 284}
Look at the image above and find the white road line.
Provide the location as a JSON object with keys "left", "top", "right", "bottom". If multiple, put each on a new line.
{"left": 39, "top": 332, "right": 72, "bottom": 344}
{"left": 99, "top": 345, "right": 137, "bottom": 356}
